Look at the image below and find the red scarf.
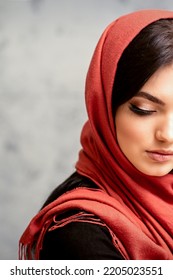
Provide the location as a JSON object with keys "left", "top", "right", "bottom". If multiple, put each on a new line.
{"left": 19, "top": 10, "right": 173, "bottom": 260}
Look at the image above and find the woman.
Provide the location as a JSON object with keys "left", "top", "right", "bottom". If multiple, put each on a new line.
{"left": 19, "top": 9, "right": 173, "bottom": 260}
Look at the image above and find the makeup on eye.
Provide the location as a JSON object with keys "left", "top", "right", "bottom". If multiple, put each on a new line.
{"left": 127, "top": 90, "right": 166, "bottom": 116}
{"left": 129, "top": 103, "right": 157, "bottom": 116}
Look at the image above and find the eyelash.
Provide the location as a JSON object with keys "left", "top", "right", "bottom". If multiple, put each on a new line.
{"left": 129, "top": 103, "right": 156, "bottom": 116}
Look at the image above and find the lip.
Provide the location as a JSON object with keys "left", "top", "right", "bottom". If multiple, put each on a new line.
{"left": 146, "top": 150, "right": 173, "bottom": 162}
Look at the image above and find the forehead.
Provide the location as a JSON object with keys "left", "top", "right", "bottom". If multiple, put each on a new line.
{"left": 140, "top": 64, "right": 173, "bottom": 101}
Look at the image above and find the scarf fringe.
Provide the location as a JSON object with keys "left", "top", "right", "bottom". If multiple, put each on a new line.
{"left": 19, "top": 210, "right": 111, "bottom": 259}
{"left": 49, "top": 211, "right": 105, "bottom": 231}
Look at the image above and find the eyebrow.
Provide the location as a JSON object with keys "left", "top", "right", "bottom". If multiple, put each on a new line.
{"left": 135, "top": 91, "right": 165, "bottom": 105}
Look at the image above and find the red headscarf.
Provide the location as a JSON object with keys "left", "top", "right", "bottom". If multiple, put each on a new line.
{"left": 19, "top": 10, "right": 173, "bottom": 260}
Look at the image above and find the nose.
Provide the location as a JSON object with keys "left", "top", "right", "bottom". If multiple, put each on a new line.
{"left": 156, "top": 114, "right": 173, "bottom": 143}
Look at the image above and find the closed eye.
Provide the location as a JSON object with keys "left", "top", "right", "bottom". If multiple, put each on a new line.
{"left": 129, "top": 103, "right": 156, "bottom": 116}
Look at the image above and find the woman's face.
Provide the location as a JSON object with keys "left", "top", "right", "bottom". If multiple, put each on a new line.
{"left": 115, "top": 64, "right": 173, "bottom": 176}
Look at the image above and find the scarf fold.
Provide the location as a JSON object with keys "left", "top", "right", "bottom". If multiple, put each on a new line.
{"left": 19, "top": 10, "right": 173, "bottom": 260}
{"left": 19, "top": 187, "right": 172, "bottom": 259}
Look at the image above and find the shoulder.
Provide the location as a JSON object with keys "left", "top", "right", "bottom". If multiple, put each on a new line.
{"left": 40, "top": 173, "right": 124, "bottom": 260}
{"left": 40, "top": 210, "right": 124, "bottom": 260}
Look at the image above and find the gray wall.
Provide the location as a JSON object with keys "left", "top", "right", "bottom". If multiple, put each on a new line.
{"left": 1, "top": 0, "right": 173, "bottom": 259}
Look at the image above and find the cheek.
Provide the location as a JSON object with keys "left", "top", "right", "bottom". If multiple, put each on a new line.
{"left": 116, "top": 115, "right": 146, "bottom": 147}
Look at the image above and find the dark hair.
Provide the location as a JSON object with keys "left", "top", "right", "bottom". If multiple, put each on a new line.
{"left": 112, "top": 18, "right": 173, "bottom": 114}
{"left": 41, "top": 172, "right": 99, "bottom": 209}
{"left": 42, "top": 18, "right": 173, "bottom": 209}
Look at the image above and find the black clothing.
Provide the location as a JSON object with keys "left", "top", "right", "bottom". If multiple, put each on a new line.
{"left": 40, "top": 172, "right": 124, "bottom": 260}
{"left": 40, "top": 213, "right": 124, "bottom": 260}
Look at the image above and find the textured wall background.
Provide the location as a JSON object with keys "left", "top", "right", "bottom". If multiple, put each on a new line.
{"left": 1, "top": 0, "right": 173, "bottom": 259}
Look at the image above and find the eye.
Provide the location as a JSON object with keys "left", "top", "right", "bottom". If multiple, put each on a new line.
{"left": 129, "top": 103, "right": 156, "bottom": 116}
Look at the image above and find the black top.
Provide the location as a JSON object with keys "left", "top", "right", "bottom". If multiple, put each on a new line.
{"left": 40, "top": 211, "right": 124, "bottom": 260}
{"left": 39, "top": 172, "right": 125, "bottom": 260}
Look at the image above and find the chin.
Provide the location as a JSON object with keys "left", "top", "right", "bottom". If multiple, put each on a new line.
{"left": 139, "top": 167, "right": 171, "bottom": 177}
